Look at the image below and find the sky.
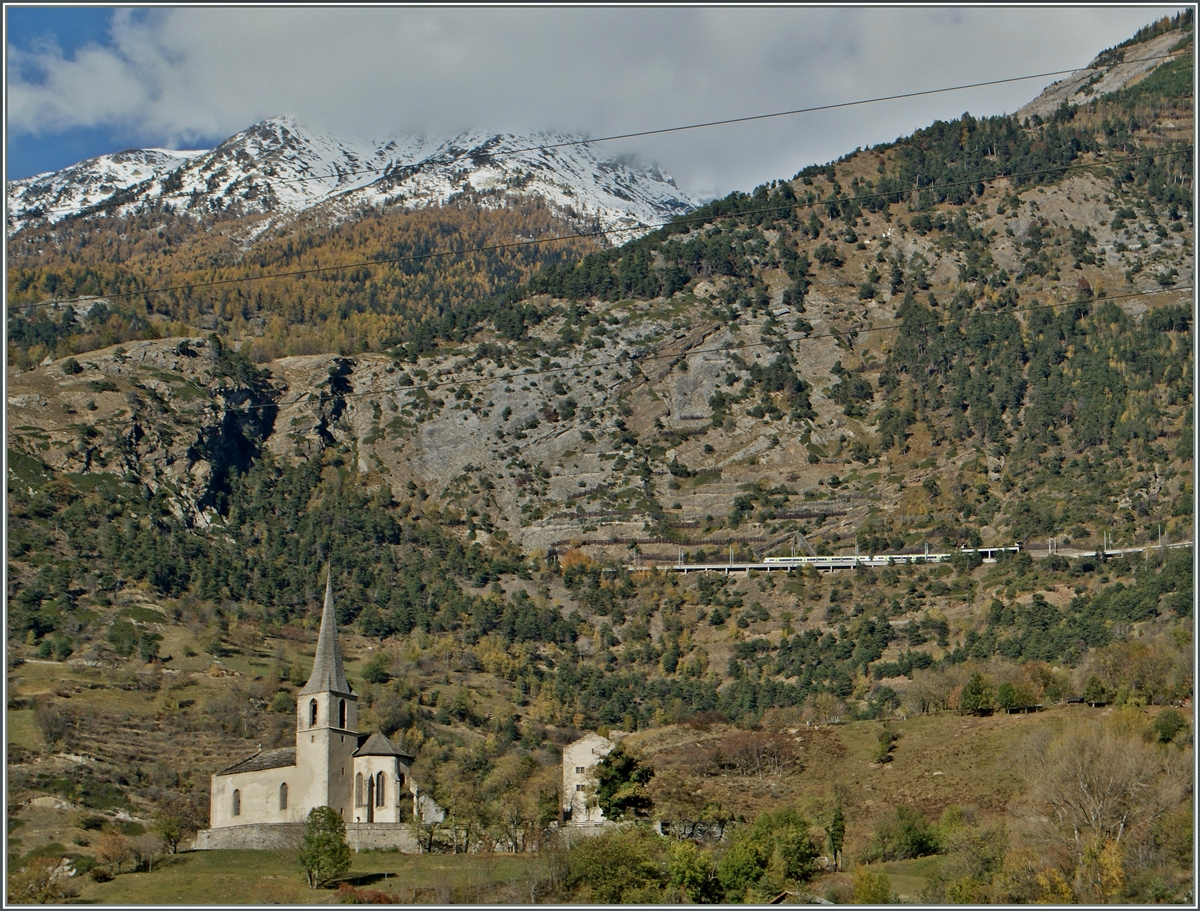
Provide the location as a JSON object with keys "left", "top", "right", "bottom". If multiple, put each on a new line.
{"left": 5, "top": 6, "right": 1188, "bottom": 200}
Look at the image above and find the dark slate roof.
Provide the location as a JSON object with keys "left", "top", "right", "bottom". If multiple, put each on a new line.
{"left": 217, "top": 747, "right": 297, "bottom": 776}
{"left": 299, "top": 574, "right": 353, "bottom": 696}
{"left": 353, "top": 731, "right": 412, "bottom": 760}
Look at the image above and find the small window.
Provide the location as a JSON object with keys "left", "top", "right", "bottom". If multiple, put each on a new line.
{"left": 575, "top": 766, "right": 585, "bottom": 774}
{"left": 279, "top": 782, "right": 288, "bottom": 810}
{"left": 232, "top": 789, "right": 241, "bottom": 817}
{"left": 309, "top": 699, "right": 318, "bottom": 727}
{"left": 356, "top": 773, "right": 364, "bottom": 807}
{"left": 338, "top": 699, "right": 347, "bottom": 729}
{"left": 576, "top": 784, "right": 583, "bottom": 791}
{"left": 376, "top": 772, "right": 385, "bottom": 807}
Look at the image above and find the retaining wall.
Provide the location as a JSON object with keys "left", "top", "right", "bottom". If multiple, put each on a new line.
{"left": 194, "top": 822, "right": 419, "bottom": 853}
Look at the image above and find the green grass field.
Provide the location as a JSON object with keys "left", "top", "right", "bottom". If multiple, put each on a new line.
{"left": 6, "top": 709, "right": 44, "bottom": 750}
{"left": 75, "top": 848, "right": 540, "bottom": 904}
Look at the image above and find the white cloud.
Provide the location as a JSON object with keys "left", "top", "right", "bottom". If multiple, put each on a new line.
{"left": 6, "top": 6, "right": 1185, "bottom": 197}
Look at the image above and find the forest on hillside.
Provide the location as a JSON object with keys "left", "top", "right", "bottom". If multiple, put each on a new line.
{"left": 6, "top": 42, "right": 1193, "bottom": 367}
{"left": 6, "top": 13, "right": 1194, "bottom": 905}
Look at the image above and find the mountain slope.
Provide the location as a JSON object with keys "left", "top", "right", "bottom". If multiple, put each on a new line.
{"left": 6, "top": 116, "right": 694, "bottom": 238}
{"left": 5, "top": 18, "right": 1195, "bottom": 904}
{"left": 9, "top": 23, "right": 1193, "bottom": 560}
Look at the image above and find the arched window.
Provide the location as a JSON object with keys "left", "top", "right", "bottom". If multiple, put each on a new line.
{"left": 279, "top": 782, "right": 288, "bottom": 810}
{"left": 375, "top": 772, "right": 385, "bottom": 807}
{"left": 232, "top": 789, "right": 241, "bottom": 817}
{"left": 338, "top": 699, "right": 347, "bottom": 729}
{"left": 309, "top": 699, "right": 318, "bottom": 727}
{"left": 355, "top": 773, "right": 364, "bottom": 807}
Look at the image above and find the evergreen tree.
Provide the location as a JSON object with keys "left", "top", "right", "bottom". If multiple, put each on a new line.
{"left": 959, "top": 673, "right": 995, "bottom": 716}
{"left": 826, "top": 799, "right": 846, "bottom": 872}
{"left": 593, "top": 743, "right": 655, "bottom": 820}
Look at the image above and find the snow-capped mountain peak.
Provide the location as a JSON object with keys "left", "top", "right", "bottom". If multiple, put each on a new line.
{"left": 7, "top": 117, "right": 696, "bottom": 239}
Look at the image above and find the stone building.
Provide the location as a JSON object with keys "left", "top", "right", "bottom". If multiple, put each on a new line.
{"left": 194, "top": 576, "right": 435, "bottom": 851}
{"left": 561, "top": 731, "right": 625, "bottom": 825}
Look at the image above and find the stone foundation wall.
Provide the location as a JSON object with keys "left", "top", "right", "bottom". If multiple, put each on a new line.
{"left": 193, "top": 823, "right": 305, "bottom": 851}
{"left": 193, "top": 822, "right": 419, "bottom": 853}
{"left": 345, "top": 822, "right": 420, "bottom": 853}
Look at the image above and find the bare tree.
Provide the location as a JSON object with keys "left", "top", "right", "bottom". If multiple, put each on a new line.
{"left": 1025, "top": 722, "right": 1185, "bottom": 850}
{"left": 720, "top": 731, "right": 800, "bottom": 778}
{"left": 95, "top": 829, "right": 132, "bottom": 876}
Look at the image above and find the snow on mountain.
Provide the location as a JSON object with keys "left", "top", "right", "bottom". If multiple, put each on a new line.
{"left": 7, "top": 148, "right": 208, "bottom": 228}
{"left": 6, "top": 116, "right": 696, "bottom": 239}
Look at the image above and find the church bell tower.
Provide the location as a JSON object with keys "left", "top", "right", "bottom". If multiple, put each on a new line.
{"left": 295, "top": 573, "right": 358, "bottom": 820}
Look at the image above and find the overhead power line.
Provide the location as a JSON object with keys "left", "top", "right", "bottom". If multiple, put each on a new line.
{"left": 30, "top": 285, "right": 1192, "bottom": 429}
{"left": 511, "top": 51, "right": 1192, "bottom": 152}
{"left": 12, "top": 146, "right": 1192, "bottom": 311}
{"left": 10, "top": 49, "right": 1191, "bottom": 220}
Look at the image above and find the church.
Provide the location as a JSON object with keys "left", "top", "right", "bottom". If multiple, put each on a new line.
{"left": 194, "top": 577, "right": 434, "bottom": 851}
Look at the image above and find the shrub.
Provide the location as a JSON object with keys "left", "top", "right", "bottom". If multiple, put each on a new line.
{"left": 868, "top": 806, "right": 940, "bottom": 861}
{"left": 360, "top": 652, "right": 391, "bottom": 685}
{"left": 336, "top": 883, "right": 398, "bottom": 903}
{"left": 852, "top": 866, "right": 894, "bottom": 903}
{"left": 7, "top": 858, "right": 79, "bottom": 903}
{"left": 566, "top": 827, "right": 664, "bottom": 902}
{"left": 1152, "top": 709, "right": 1186, "bottom": 744}
{"left": 716, "top": 807, "right": 820, "bottom": 902}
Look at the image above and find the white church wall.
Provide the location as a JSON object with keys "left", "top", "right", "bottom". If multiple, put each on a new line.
{"left": 350, "top": 756, "right": 413, "bottom": 824}
{"left": 210, "top": 764, "right": 308, "bottom": 828}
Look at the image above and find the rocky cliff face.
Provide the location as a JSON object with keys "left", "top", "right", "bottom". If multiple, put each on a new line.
{"left": 7, "top": 288, "right": 874, "bottom": 556}
{"left": 7, "top": 337, "right": 279, "bottom": 529}
{"left": 1018, "top": 29, "right": 1187, "bottom": 120}
{"left": 9, "top": 114, "right": 1193, "bottom": 558}
{"left": 8, "top": 22, "right": 1193, "bottom": 565}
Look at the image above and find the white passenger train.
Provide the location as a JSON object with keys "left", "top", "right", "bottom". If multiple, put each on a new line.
{"left": 760, "top": 545, "right": 1021, "bottom": 567}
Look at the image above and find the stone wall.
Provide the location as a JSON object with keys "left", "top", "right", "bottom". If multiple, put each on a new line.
{"left": 345, "top": 822, "right": 420, "bottom": 853}
{"left": 193, "top": 822, "right": 419, "bottom": 853}
{"left": 193, "top": 823, "right": 305, "bottom": 851}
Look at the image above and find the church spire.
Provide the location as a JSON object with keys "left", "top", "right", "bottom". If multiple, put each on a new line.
{"left": 300, "top": 571, "right": 352, "bottom": 695}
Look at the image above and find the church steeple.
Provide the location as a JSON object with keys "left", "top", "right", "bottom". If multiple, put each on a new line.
{"left": 300, "top": 572, "right": 352, "bottom": 696}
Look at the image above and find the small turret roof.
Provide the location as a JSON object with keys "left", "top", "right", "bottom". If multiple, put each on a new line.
{"left": 353, "top": 731, "right": 413, "bottom": 760}
{"left": 299, "top": 574, "right": 353, "bottom": 696}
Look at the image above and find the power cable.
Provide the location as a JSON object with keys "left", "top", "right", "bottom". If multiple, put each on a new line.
{"left": 511, "top": 51, "right": 1192, "bottom": 152}
{"left": 34, "top": 285, "right": 1192, "bottom": 429}
{"left": 10, "top": 146, "right": 1192, "bottom": 311}
{"left": 9, "top": 49, "right": 1191, "bottom": 220}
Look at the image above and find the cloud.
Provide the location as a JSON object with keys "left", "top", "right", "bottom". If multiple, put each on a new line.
{"left": 6, "top": 6, "right": 1185, "bottom": 197}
